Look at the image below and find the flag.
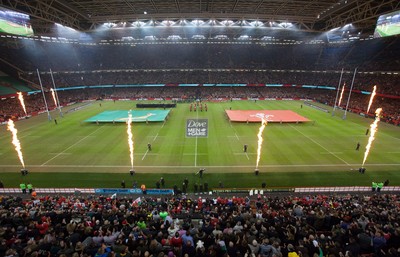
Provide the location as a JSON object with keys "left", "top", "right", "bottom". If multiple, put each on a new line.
{"left": 132, "top": 197, "right": 141, "bottom": 207}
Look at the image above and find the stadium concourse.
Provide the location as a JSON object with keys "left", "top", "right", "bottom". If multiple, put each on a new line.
{"left": 1, "top": 191, "right": 400, "bottom": 257}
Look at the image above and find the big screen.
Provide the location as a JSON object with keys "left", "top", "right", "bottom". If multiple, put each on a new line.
{"left": 0, "top": 7, "right": 34, "bottom": 36}
{"left": 374, "top": 10, "right": 400, "bottom": 38}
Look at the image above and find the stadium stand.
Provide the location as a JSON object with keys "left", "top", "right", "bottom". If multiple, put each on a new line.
{"left": 0, "top": 35, "right": 398, "bottom": 126}
{"left": 0, "top": 193, "right": 399, "bottom": 257}
{"left": 1, "top": 85, "right": 399, "bottom": 126}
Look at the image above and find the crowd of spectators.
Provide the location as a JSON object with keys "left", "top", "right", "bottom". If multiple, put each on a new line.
{"left": 1, "top": 193, "right": 400, "bottom": 257}
{"left": 21, "top": 70, "right": 400, "bottom": 96}
{"left": 1, "top": 86, "right": 399, "bottom": 125}
{"left": 0, "top": 34, "right": 399, "bottom": 124}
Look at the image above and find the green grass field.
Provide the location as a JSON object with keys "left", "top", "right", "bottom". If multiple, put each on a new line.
{"left": 375, "top": 24, "right": 400, "bottom": 37}
{"left": 1, "top": 100, "right": 399, "bottom": 190}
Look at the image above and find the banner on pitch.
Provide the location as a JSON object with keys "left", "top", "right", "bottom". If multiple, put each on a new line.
{"left": 186, "top": 119, "right": 208, "bottom": 137}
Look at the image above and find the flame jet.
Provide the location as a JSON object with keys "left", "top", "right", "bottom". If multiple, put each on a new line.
{"left": 338, "top": 83, "right": 346, "bottom": 107}
{"left": 17, "top": 92, "right": 27, "bottom": 116}
{"left": 50, "top": 88, "right": 58, "bottom": 107}
{"left": 7, "top": 119, "right": 25, "bottom": 168}
{"left": 127, "top": 111, "right": 134, "bottom": 169}
{"left": 362, "top": 108, "right": 382, "bottom": 167}
{"left": 367, "top": 86, "right": 377, "bottom": 113}
{"left": 255, "top": 115, "right": 268, "bottom": 169}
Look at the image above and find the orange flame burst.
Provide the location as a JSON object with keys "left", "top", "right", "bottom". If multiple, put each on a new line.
{"left": 17, "top": 92, "right": 27, "bottom": 116}
{"left": 127, "top": 111, "right": 134, "bottom": 169}
{"left": 367, "top": 86, "right": 377, "bottom": 113}
{"left": 362, "top": 108, "right": 382, "bottom": 167}
{"left": 256, "top": 117, "right": 268, "bottom": 169}
{"left": 50, "top": 88, "right": 58, "bottom": 107}
{"left": 338, "top": 83, "right": 345, "bottom": 107}
{"left": 7, "top": 119, "right": 25, "bottom": 168}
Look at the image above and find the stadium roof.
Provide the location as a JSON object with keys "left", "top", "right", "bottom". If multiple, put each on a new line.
{"left": 1, "top": 0, "right": 399, "bottom": 33}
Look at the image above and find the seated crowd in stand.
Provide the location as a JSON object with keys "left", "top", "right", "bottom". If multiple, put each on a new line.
{"left": 0, "top": 193, "right": 399, "bottom": 257}
{"left": 1, "top": 86, "right": 399, "bottom": 126}
{"left": 22, "top": 70, "right": 400, "bottom": 96}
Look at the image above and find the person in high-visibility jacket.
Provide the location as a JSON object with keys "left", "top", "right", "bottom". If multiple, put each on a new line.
{"left": 19, "top": 182, "right": 26, "bottom": 194}
{"left": 27, "top": 183, "right": 33, "bottom": 194}
{"left": 377, "top": 182, "right": 384, "bottom": 192}
{"left": 372, "top": 182, "right": 378, "bottom": 192}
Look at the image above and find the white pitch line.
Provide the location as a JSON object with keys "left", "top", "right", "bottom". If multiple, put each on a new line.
{"left": 194, "top": 108, "right": 199, "bottom": 167}
{"left": 153, "top": 133, "right": 159, "bottom": 141}
{"left": 338, "top": 116, "right": 400, "bottom": 142}
{"left": 195, "top": 133, "right": 198, "bottom": 167}
{"left": 289, "top": 124, "right": 351, "bottom": 166}
{"left": 233, "top": 152, "right": 251, "bottom": 160}
{"left": 49, "top": 153, "right": 72, "bottom": 155}
{"left": 223, "top": 105, "right": 250, "bottom": 159}
{"left": 40, "top": 126, "right": 104, "bottom": 166}
{"left": 141, "top": 149, "right": 149, "bottom": 160}
{"left": 142, "top": 120, "right": 166, "bottom": 160}
{"left": 320, "top": 152, "right": 343, "bottom": 154}
{"left": 3, "top": 163, "right": 399, "bottom": 169}
{"left": 1, "top": 122, "right": 46, "bottom": 140}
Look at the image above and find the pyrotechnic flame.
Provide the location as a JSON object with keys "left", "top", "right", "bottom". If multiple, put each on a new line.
{"left": 367, "top": 86, "right": 377, "bottom": 113}
{"left": 127, "top": 111, "right": 134, "bottom": 169}
{"left": 50, "top": 88, "right": 58, "bottom": 107}
{"left": 17, "top": 92, "right": 27, "bottom": 116}
{"left": 362, "top": 108, "right": 382, "bottom": 167}
{"left": 7, "top": 119, "right": 25, "bottom": 168}
{"left": 338, "top": 83, "right": 345, "bottom": 107}
{"left": 255, "top": 116, "right": 268, "bottom": 169}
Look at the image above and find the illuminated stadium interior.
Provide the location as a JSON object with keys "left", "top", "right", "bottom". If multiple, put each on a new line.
{"left": 0, "top": 1, "right": 400, "bottom": 257}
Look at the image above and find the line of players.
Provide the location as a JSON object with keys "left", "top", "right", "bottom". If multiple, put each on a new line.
{"left": 189, "top": 102, "right": 207, "bottom": 112}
